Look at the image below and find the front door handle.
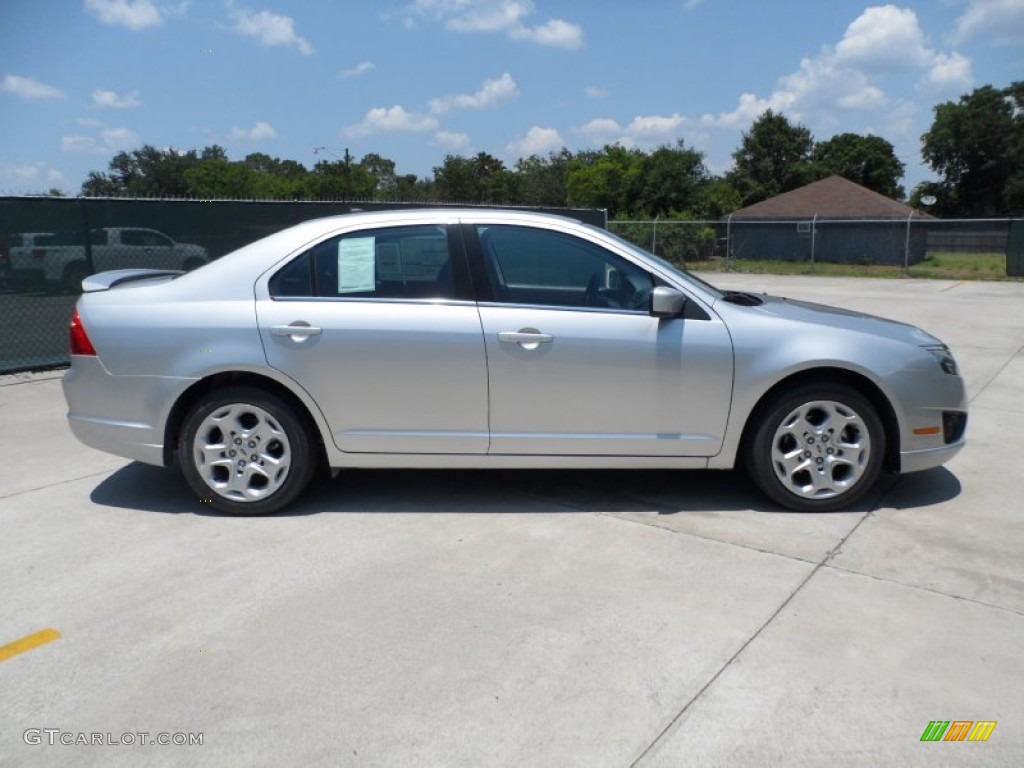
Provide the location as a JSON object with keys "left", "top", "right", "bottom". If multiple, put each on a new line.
{"left": 498, "top": 329, "right": 553, "bottom": 350}
{"left": 271, "top": 322, "right": 323, "bottom": 339}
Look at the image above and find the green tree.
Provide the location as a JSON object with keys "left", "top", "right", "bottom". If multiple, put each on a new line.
{"left": 812, "top": 133, "right": 905, "bottom": 199}
{"left": 514, "top": 150, "right": 571, "bottom": 207}
{"left": 241, "top": 152, "right": 309, "bottom": 198}
{"left": 634, "top": 141, "right": 709, "bottom": 217}
{"left": 184, "top": 158, "right": 256, "bottom": 198}
{"left": 698, "top": 179, "right": 743, "bottom": 219}
{"left": 566, "top": 145, "right": 645, "bottom": 217}
{"left": 81, "top": 145, "right": 202, "bottom": 197}
{"left": 306, "top": 156, "right": 376, "bottom": 200}
{"left": 358, "top": 152, "right": 398, "bottom": 198}
{"left": 921, "top": 82, "right": 1024, "bottom": 216}
{"left": 433, "top": 152, "right": 510, "bottom": 202}
{"left": 729, "top": 110, "right": 816, "bottom": 206}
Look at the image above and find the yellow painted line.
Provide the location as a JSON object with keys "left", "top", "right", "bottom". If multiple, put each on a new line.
{"left": 0, "top": 628, "right": 61, "bottom": 662}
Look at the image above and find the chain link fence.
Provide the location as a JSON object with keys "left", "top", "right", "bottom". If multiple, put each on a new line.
{"left": 609, "top": 217, "right": 1024, "bottom": 277}
{"left": 0, "top": 197, "right": 604, "bottom": 373}
{"left": 2, "top": 198, "right": 1021, "bottom": 374}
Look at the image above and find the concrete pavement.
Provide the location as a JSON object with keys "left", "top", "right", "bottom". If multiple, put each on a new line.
{"left": 1, "top": 274, "right": 1022, "bottom": 767}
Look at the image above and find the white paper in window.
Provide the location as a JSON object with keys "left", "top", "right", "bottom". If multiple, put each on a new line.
{"left": 337, "top": 237, "right": 376, "bottom": 293}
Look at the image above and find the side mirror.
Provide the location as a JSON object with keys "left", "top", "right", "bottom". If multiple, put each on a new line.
{"left": 649, "top": 286, "right": 686, "bottom": 318}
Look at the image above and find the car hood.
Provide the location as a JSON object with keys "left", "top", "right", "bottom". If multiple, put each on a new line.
{"left": 739, "top": 294, "right": 943, "bottom": 346}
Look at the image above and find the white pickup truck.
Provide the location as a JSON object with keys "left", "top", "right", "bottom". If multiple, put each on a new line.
{"left": 6, "top": 227, "right": 209, "bottom": 292}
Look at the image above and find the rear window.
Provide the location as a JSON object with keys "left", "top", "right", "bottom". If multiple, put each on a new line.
{"left": 269, "top": 225, "right": 456, "bottom": 301}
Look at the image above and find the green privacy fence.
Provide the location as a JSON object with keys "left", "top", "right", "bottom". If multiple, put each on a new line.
{"left": 0, "top": 197, "right": 605, "bottom": 373}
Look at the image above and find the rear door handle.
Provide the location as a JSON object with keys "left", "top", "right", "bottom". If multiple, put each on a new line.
{"left": 498, "top": 330, "right": 553, "bottom": 350}
{"left": 271, "top": 322, "right": 322, "bottom": 338}
{"left": 498, "top": 331, "right": 553, "bottom": 343}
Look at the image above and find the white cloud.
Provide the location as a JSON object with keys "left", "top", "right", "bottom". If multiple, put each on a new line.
{"left": 429, "top": 72, "right": 518, "bottom": 114}
{"left": 100, "top": 127, "right": 140, "bottom": 146}
{"left": 339, "top": 61, "right": 375, "bottom": 78}
{"left": 435, "top": 130, "right": 472, "bottom": 151}
{"left": 1, "top": 74, "right": 66, "bottom": 100}
{"left": 84, "top": 0, "right": 163, "bottom": 30}
{"left": 953, "top": 0, "right": 1024, "bottom": 46}
{"left": 506, "top": 126, "right": 564, "bottom": 158}
{"left": 573, "top": 117, "right": 622, "bottom": 141}
{"left": 624, "top": 113, "right": 689, "bottom": 139}
{"left": 61, "top": 126, "right": 141, "bottom": 154}
{"left": 0, "top": 163, "right": 71, "bottom": 193}
{"left": 407, "top": 0, "right": 583, "bottom": 49}
{"left": 91, "top": 88, "right": 142, "bottom": 108}
{"left": 701, "top": 6, "right": 972, "bottom": 130}
{"left": 344, "top": 106, "right": 439, "bottom": 139}
{"left": 584, "top": 86, "right": 608, "bottom": 99}
{"left": 227, "top": 121, "right": 278, "bottom": 142}
{"left": 77, "top": 117, "right": 104, "bottom": 127}
{"left": 683, "top": 0, "right": 704, "bottom": 9}
{"left": 834, "top": 5, "right": 933, "bottom": 72}
{"left": 917, "top": 51, "right": 973, "bottom": 94}
{"left": 509, "top": 18, "right": 583, "bottom": 49}
{"left": 574, "top": 114, "right": 697, "bottom": 148}
{"left": 836, "top": 85, "right": 887, "bottom": 111}
{"left": 228, "top": 2, "right": 314, "bottom": 55}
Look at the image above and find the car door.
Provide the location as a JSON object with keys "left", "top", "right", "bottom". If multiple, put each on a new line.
{"left": 256, "top": 222, "right": 489, "bottom": 455}
{"left": 466, "top": 223, "right": 733, "bottom": 457}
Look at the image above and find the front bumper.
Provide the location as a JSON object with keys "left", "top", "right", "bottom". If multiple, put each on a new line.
{"left": 899, "top": 439, "right": 965, "bottom": 474}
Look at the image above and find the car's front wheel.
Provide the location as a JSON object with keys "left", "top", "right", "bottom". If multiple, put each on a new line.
{"left": 178, "top": 386, "right": 316, "bottom": 515}
{"left": 744, "top": 383, "right": 885, "bottom": 511}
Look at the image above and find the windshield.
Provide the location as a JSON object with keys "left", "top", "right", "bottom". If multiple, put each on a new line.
{"left": 597, "top": 226, "right": 724, "bottom": 299}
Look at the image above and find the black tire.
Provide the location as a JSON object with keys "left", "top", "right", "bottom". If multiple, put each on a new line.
{"left": 178, "top": 386, "right": 316, "bottom": 515}
{"left": 743, "top": 383, "right": 885, "bottom": 512}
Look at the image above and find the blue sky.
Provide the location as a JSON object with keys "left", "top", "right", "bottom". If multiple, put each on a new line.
{"left": 1, "top": 0, "right": 1022, "bottom": 197}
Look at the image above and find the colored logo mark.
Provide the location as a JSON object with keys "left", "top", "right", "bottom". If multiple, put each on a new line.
{"left": 921, "top": 720, "right": 997, "bottom": 742}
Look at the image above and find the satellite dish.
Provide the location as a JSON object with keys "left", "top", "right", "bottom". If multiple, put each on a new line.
{"left": 920, "top": 195, "right": 937, "bottom": 206}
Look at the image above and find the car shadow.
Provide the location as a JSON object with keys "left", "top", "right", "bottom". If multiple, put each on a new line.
{"left": 88, "top": 463, "right": 961, "bottom": 517}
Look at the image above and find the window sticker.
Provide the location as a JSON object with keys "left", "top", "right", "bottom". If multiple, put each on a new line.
{"left": 337, "top": 237, "right": 376, "bottom": 293}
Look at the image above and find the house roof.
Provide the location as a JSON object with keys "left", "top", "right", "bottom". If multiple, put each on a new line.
{"left": 730, "top": 175, "right": 930, "bottom": 219}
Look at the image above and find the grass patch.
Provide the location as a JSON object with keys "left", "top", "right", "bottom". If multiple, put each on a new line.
{"left": 680, "top": 252, "right": 1017, "bottom": 280}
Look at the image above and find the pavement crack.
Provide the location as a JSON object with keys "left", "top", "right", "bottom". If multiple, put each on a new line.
{"left": 629, "top": 509, "right": 873, "bottom": 767}
{"left": 596, "top": 511, "right": 818, "bottom": 566}
{"left": 0, "top": 468, "right": 121, "bottom": 501}
{"left": 822, "top": 562, "right": 1024, "bottom": 619}
{"left": 969, "top": 344, "right": 1023, "bottom": 405}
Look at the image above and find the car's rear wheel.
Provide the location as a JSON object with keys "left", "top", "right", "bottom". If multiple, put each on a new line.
{"left": 744, "top": 383, "right": 885, "bottom": 511}
{"left": 178, "top": 386, "right": 316, "bottom": 515}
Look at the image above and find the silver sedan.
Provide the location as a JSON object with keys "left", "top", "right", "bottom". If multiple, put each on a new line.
{"left": 63, "top": 209, "right": 967, "bottom": 514}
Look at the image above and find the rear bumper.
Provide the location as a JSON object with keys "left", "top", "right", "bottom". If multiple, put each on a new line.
{"left": 63, "top": 356, "right": 194, "bottom": 467}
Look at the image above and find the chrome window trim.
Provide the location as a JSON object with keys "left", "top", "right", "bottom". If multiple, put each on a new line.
{"left": 269, "top": 295, "right": 478, "bottom": 308}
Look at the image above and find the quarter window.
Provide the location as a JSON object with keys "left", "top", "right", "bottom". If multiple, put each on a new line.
{"left": 269, "top": 225, "right": 456, "bottom": 300}
{"left": 475, "top": 224, "right": 653, "bottom": 311}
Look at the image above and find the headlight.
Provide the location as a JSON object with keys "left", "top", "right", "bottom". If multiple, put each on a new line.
{"left": 924, "top": 345, "right": 959, "bottom": 376}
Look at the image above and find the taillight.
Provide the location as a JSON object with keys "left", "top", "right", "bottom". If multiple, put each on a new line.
{"left": 70, "top": 308, "right": 97, "bottom": 356}
{"left": 32, "top": 248, "right": 46, "bottom": 260}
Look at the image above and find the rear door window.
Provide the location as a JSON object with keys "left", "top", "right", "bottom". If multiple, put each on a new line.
{"left": 270, "top": 224, "right": 461, "bottom": 301}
